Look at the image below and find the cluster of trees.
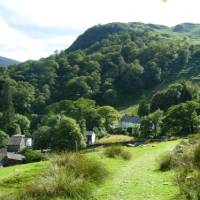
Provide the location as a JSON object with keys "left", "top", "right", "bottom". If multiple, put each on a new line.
{"left": 33, "top": 98, "right": 119, "bottom": 150}
{"left": 6, "top": 23, "right": 197, "bottom": 109}
{"left": 0, "top": 79, "right": 119, "bottom": 150}
{"left": 1, "top": 22, "right": 200, "bottom": 149}
{"left": 138, "top": 82, "right": 200, "bottom": 138}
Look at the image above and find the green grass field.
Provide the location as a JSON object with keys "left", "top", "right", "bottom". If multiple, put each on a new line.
{"left": 0, "top": 140, "right": 180, "bottom": 200}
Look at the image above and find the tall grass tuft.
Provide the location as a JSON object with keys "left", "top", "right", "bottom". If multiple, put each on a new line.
{"left": 51, "top": 153, "right": 109, "bottom": 183}
{"left": 6, "top": 152, "right": 109, "bottom": 200}
{"left": 173, "top": 142, "right": 200, "bottom": 199}
{"left": 193, "top": 143, "right": 200, "bottom": 168}
{"left": 104, "top": 145, "right": 132, "bottom": 160}
{"left": 158, "top": 152, "right": 173, "bottom": 171}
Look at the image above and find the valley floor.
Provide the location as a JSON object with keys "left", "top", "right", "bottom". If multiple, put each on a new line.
{"left": 0, "top": 140, "right": 180, "bottom": 200}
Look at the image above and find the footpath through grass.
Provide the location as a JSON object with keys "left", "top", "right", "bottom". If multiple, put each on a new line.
{"left": 91, "top": 140, "right": 180, "bottom": 200}
{"left": 0, "top": 140, "right": 179, "bottom": 200}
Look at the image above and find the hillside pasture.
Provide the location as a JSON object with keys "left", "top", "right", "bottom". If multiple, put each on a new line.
{"left": 0, "top": 140, "right": 180, "bottom": 200}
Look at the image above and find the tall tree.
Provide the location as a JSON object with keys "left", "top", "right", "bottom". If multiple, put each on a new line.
{"left": 97, "top": 106, "right": 119, "bottom": 130}
{"left": 0, "top": 130, "right": 9, "bottom": 148}
{"left": 162, "top": 101, "right": 200, "bottom": 136}
{"left": 138, "top": 96, "right": 150, "bottom": 117}
{"left": 52, "top": 115, "right": 85, "bottom": 151}
{"left": 1, "top": 81, "right": 15, "bottom": 132}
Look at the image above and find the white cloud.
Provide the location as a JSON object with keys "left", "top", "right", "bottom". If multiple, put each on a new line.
{"left": 0, "top": 0, "right": 200, "bottom": 61}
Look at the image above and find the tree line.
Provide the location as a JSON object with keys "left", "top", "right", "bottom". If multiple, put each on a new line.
{"left": 138, "top": 82, "right": 200, "bottom": 138}
{"left": 0, "top": 22, "right": 200, "bottom": 150}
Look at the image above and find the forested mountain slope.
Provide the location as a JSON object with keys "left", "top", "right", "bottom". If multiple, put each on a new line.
{"left": 1, "top": 22, "right": 200, "bottom": 115}
{"left": 68, "top": 22, "right": 200, "bottom": 52}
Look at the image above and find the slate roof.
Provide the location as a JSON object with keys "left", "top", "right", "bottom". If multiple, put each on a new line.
{"left": 121, "top": 115, "right": 140, "bottom": 123}
{"left": 7, "top": 153, "right": 25, "bottom": 161}
{"left": 8, "top": 135, "right": 25, "bottom": 146}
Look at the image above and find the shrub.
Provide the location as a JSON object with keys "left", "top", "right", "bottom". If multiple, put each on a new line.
{"left": 158, "top": 152, "right": 173, "bottom": 171}
{"left": 188, "top": 133, "right": 200, "bottom": 140}
{"left": 12, "top": 152, "right": 109, "bottom": 200}
{"left": 23, "top": 149, "right": 46, "bottom": 163}
{"left": 93, "top": 127, "right": 107, "bottom": 139}
{"left": 193, "top": 143, "right": 200, "bottom": 168}
{"left": 25, "top": 165, "right": 92, "bottom": 199}
{"left": 104, "top": 145, "right": 132, "bottom": 160}
{"left": 176, "top": 166, "right": 200, "bottom": 200}
{"left": 120, "top": 150, "right": 132, "bottom": 160}
{"left": 158, "top": 141, "right": 190, "bottom": 172}
{"left": 104, "top": 145, "right": 122, "bottom": 158}
{"left": 157, "top": 141, "right": 200, "bottom": 199}
{"left": 174, "top": 142, "right": 200, "bottom": 199}
{"left": 111, "top": 127, "right": 129, "bottom": 135}
{"left": 51, "top": 153, "right": 109, "bottom": 183}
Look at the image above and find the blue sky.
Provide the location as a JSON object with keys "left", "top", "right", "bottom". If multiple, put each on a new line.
{"left": 0, "top": 0, "right": 199, "bottom": 61}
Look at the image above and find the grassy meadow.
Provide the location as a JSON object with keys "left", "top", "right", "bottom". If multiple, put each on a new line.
{"left": 0, "top": 140, "right": 180, "bottom": 200}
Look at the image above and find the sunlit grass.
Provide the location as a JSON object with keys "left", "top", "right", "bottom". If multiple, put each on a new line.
{"left": 0, "top": 140, "right": 180, "bottom": 200}
{"left": 96, "top": 134, "right": 134, "bottom": 144}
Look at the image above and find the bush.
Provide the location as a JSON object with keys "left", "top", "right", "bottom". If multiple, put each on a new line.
{"left": 174, "top": 142, "right": 200, "bottom": 199}
{"left": 194, "top": 143, "right": 200, "bottom": 168}
{"left": 23, "top": 149, "right": 46, "bottom": 163}
{"left": 176, "top": 168, "right": 200, "bottom": 200}
{"left": 26, "top": 165, "right": 92, "bottom": 199}
{"left": 120, "top": 150, "right": 132, "bottom": 160}
{"left": 12, "top": 152, "right": 109, "bottom": 200}
{"left": 158, "top": 141, "right": 190, "bottom": 172}
{"left": 111, "top": 127, "right": 129, "bottom": 135}
{"left": 93, "top": 127, "right": 107, "bottom": 139}
{"left": 104, "top": 145, "right": 132, "bottom": 160}
{"left": 51, "top": 153, "right": 109, "bottom": 183}
{"left": 188, "top": 133, "right": 200, "bottom": 140}
{"left": 158, "top": 152, "right": 173, "bottom": 171}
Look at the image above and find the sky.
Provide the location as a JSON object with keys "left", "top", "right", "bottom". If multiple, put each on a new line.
{"left": 0, "top": 0, "right": 199, "bottom": 61}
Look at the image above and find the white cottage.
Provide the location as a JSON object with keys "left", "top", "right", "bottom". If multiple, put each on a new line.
{"left": 86, "top": 131, "right": 96, "bottom": 145}
{"left": 26, "top": 138, "right": 33, "bottom": 148}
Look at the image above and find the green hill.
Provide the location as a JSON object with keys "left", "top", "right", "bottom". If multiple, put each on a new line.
{"left": 172, "top": 23, "right": 200, "bottom": 38}
{"left": 67, "top": 22, "right": 169, "bottom": 52}
{"left": 1, "top": 22, "right": 200, "bottom": 115}
{"left": 66, "top": 22, "right": 200, "bottom": 106}
{"left": 0, "top": 56, "right": 20, "bottom": 67}
{"left": 68, "top": 22, "right": 200, "bottom": 52}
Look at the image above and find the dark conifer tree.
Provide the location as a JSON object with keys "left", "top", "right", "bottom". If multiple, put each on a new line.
{"left": 138, "top": 96, "right": 150, "bottom": 117}
{"left": 1, "top": 81, "right": 15, "bottom": 132}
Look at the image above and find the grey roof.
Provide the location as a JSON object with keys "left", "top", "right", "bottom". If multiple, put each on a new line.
{"left": 121, "top": 115, "right": 140, "bottom": 123}
{"left": 8, "top": 135, "right": 25, "bottom": 146}
{"left": 7, "top": 153, "right": 25, "bottom": 161}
